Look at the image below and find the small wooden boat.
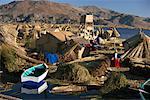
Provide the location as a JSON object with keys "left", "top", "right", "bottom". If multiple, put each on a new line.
{"left": 139, "top": 79, "right": 150, "bottom": 100}
{"left": 21, "top": 63, "right": 48, "bottom": 83}
{"left": 21, "top": 81, "right": 48, "bottom": 94}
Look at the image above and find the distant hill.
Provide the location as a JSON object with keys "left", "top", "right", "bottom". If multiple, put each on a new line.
{"left": 0, "top": 0, "right": 84, "bottom": 23}
{"left": 81, "top": 6, "right": 150, "bottom": 28}
{"left": 0, "top": 0, "right": 150, "bottom": 28}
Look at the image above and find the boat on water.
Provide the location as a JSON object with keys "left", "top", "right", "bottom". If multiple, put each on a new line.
{"left": 139, "top": 79, "right": 150, "bottom": 100}
{"left": 21, "top": 63, "right": 49, "bottom": 83}
{"left": 21, "top": 81, "right": 48, "bottom": 94}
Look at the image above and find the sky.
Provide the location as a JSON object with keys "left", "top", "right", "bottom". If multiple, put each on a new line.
{"left": 0, "top": 0, "right": 149, "bottom": 18}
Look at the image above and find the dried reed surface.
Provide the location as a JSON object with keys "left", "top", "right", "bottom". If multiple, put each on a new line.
{"left": 48, "top": 56, "right": 111, "bottom": 86}
{"left": 100, "top": 72, "right": 128, "bottom": 94}
{"left": 122, "top": 33, "right": 150, "bottom": 70}
{"left": 49, "top": 63, "right": 99, "bottom": 86}
{"left": 0, "top": 24, "right": 43, "bottom": 72}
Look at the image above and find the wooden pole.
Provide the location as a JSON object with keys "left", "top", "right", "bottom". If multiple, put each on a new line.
{"left": 65, "top": 55, "right": 105, "bottom": 65}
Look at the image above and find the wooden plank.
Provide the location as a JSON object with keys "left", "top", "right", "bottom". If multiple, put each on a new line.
{"left": 64, "top": 43, "right": 78, "bottom": 56}
{"left": 127, "top": 46, "right": 139, "bottom": 58}
{"left": 108, "top": 46, "right": 124, "bottom": 50}
{"left": 139, "top": 46, "right": 144, "bottom": 58}
{"left": 143, "top": 37, "right": 150, "bottom": 58}
{"left": 65, "top": 55, "right": 105, "bottom": 64}
{"left": 90, "top": 50, "right": 124, "bottom": 55}
{"left": 121, "top": 48, "right": 131, "bottom": 59}
{"left": 133, "top": 64, "right": 150, "bottom": 68}
{"left": 130, "top": 43, "right": 142, "bottom": 58}
{"left": 107, "top": 67, "right": 130, "bottom": 72}
{"left": 135, "top": 43, "right": 143, "bottom": 58}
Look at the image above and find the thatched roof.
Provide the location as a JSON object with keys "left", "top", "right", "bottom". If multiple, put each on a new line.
{"left": 47, "top": 29, "right": 74, "bottom": 42}
{"left": 100, "top": 28, "right": 120, "bottom": 39}
{"left": 111, "top": 28, "right": 120, "bottom": 38}
{"left": 122, "top": 32, "right": 150, "bottom": 59}
{"left": 122, "top": 32, "right": 150, "bottom": 70}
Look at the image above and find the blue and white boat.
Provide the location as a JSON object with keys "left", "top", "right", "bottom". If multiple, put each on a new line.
{"left": 21, "top": 81, "right": 48, "bottom": 94}
{"left": 21, "top": 63, "right": 49, "bottom": 83}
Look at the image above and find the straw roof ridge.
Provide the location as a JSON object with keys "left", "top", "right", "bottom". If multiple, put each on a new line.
{"left": 122, "top": 32, "right": 150, "bottom": 59}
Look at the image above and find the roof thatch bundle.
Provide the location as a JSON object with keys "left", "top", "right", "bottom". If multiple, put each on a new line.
{"left": 122, "top": 32, "right": 150, "bottom": 70}
{"left": 48, "top": 63, "right": 100, "bottom": 86}
{"left": 100, "top": 28, "right": 120, "bottom": 39}
{"left": 0, "top": 25, "right": 44, "bottom": 72}
{"left": 48, "top": 55, "right": 111, "bottom": 86}
{"left": 100, "top": 72, "right": 128, "bottom": 94}
{"left": 111, "top": 28, "right": 120, "bottom": 38}
{"left": 122, "top": 32, "right": 150, "bottom": 59}
{"left": 57, "top": 41, "right": 80, "bottom": 62}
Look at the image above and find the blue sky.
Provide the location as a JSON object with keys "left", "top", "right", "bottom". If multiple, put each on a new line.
{"left": 0, "top": 0, "right": 149, "bottom": 17}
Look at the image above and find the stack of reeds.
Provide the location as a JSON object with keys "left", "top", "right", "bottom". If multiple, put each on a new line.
{"left": 122, "top": 32, "right": 150, "bottom": 69}
{"left": 48, "top": 55, "right": 111, "bottom": 86}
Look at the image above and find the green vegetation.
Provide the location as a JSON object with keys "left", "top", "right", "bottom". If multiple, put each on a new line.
{"left": 100, "top": 72, "right": 128, "bottom": 94}
{"left": 25, "top": 38, "right": 32, "bottom": 48}
{"left": 49, "top": 63, "right": 98, "bottom": 85}
{"left": 119, "top": 15, "right": 134, "bottom": 26}
{"left": 143, "top": 18, "right": 150, "bottom": 22}
{"left": 108, "top": 15, "right": 121, "bottom": 22}
{"left": 1, "top": 45, "right": 18, "bottom": 72}
{"left": 25, "top": 35, "right": 37, "bottom": 49}
{"left": 94, "top": 19, "right": 107, "bottom": 25}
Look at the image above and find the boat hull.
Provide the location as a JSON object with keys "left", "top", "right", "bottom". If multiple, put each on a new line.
{"left": 21, "top": 63, "right": 48, "bottom": 83}
{"left": 21, "top": 82, "right": 48, "bottom": 94}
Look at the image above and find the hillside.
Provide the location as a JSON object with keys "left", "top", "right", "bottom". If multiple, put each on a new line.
{"left": 0, "top": 0, "right": 84, "bottom": 23}
{"left": 81, "top": 6, "right": 150, "bottom": 28}
{"left": 0, "top": 0, "right": 150, "bottom": 28}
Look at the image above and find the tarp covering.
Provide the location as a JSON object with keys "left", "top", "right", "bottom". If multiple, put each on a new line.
{"left": 45, "top": 52, "right": 58, "bottom": 64}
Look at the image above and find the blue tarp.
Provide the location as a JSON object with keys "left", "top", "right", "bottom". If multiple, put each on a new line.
{"left": 44, "top": 52, "right": 58, "bottom": 64}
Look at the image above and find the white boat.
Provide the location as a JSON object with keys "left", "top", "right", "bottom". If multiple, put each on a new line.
{"left": 21, "top": 63, "right": 48, "bottom": 83}
{"left": 21, "top": 81, "right": 48, "bottom": 94}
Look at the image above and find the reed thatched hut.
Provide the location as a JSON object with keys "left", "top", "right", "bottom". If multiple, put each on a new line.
{"left": 36, "top": 30, "right": 74, "bottom": 53}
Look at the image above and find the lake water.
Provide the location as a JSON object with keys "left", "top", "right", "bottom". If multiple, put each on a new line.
{"left": 1, "top": 83, "right": 141, "bottom": 100}
{"left": 1, "top": 28, "right": 150, "bottom": 99}
{"left": 117, "top": 28, "right": 150, "bottom": 39}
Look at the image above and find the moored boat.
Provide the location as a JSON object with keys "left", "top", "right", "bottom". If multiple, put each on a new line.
{"left": 21, "top": 63, "right": 48, "bottom": 83}
{"left": 21, "top": 81, "right": 48, "bottom": 94}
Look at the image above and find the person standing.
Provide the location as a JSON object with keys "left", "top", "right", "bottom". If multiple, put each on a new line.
{"left": 114, "top": 50, "right": 121, "bottom": 68}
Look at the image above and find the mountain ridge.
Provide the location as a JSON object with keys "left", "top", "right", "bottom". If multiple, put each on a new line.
{"left": 0, "top": 0, "right": 150, "bottom": 28}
